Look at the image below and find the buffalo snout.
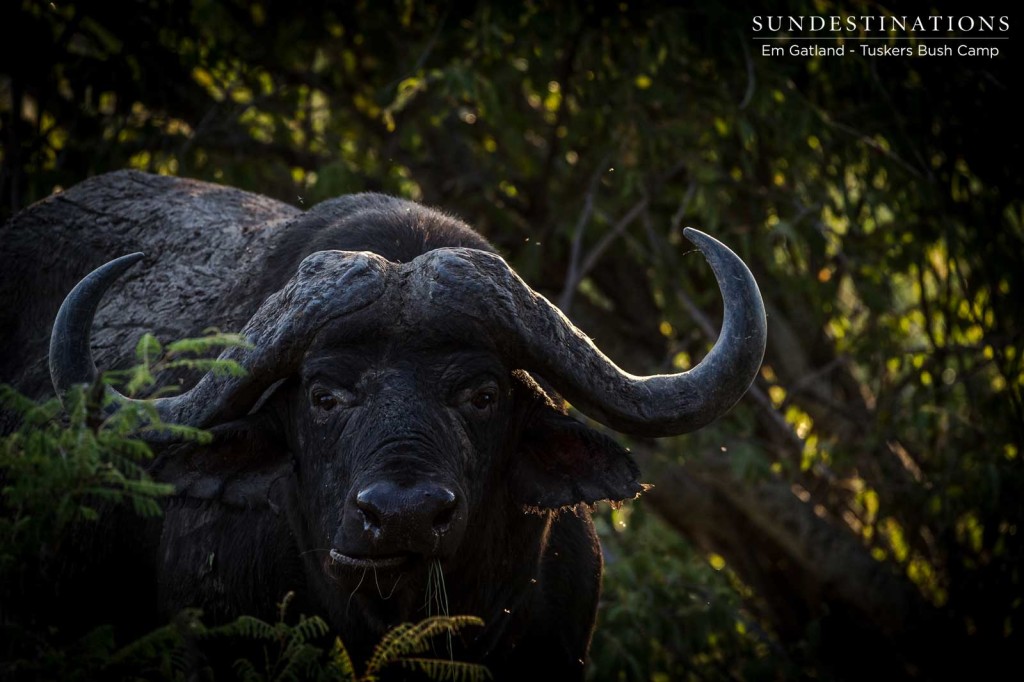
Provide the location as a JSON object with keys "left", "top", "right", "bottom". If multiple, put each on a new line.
{"left": 333, "top": 480, "right": 467, "bottom": 567}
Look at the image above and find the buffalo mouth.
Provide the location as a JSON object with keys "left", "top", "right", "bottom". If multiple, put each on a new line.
{"left": 328, "top": 548, "right": 413, "bottom": 571}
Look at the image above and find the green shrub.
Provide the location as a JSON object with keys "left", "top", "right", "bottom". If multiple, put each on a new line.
{"left": 0, "top": 331, "right": 488, "bottom": 681}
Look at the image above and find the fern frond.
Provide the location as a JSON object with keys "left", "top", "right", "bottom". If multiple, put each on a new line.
{"left": 107, "top": 621, "right": 183, "bottom": 668}
{"left": 276, "top": 643, "right": 324, "bottom": 682}
{"left": 100, "top": 437, "right": 153, "bottom": 462}
{"left": 365, "top": 616, "right": 485, "bottom": 676}
{"left": 67, "top": 386, "right": 90, "bottom": 427}
{"left": 397, "top": 657, "right": 492, "bottom": 682}
{"left": 165, "top": 333, "right": 252, "bottom": 357}
{"left": 18, "top": 398, "right": 68, "bottom": 433}
{"left": 277, "top": 590, "right": 297, "bottom": 624}
{"left": 327, "top": 637, "right": 357, "bottom": 681}
{"left": 408, "top": 615, "right": 485, "bottom": 643}
{"left": 364, "top": 622, "right": 421, "bottom": 674}
{"left": 125, "top": 365, "right": 156, "bottom": 397}
{"left": 135, "top": 333, "right": 163, "bottom": 363}
{"left": 127, "top": 493, "right": 166, "bottom": 518}
{"left": 120, "top": 477, "right": 175, "bottom": 495}
{"left": 292, "top": 615, "right": 330, "bottom": 643}
{"left": 0, "top": 384, "right": 41, "bottom": 413}
{"left": 233, "top": 657, "right": 263, "bottom": 682}
{"left": 138, "top": 422, "right": 213, "bottom": 444}
{"left": 163, "top": 358, "right": 248, "bottom": 377}
{"left": 204, "top": 614, "right": 278, "bottom": 641}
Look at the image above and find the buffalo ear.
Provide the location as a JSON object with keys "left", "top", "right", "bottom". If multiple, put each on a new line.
{"left": 153, "top": 412, "right": 290, "bottom": 507}
{"left": 511, "top": 405, "right": 645, "bottom": 511}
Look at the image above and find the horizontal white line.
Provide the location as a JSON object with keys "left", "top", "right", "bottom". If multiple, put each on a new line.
{"left": 752, "top": 37, "right": 1009, "bottom": 40}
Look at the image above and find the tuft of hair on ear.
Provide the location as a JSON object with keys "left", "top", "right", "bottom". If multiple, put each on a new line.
{"left": 519, "top": 501, "right": 609, "bottom": 517}
{"left": 602, "top": 486, "right": 653, "bottom": 511}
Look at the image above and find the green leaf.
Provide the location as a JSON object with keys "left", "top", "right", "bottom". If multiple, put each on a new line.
{"left": 135, "top": 333, "right": 163, "bottom": 363}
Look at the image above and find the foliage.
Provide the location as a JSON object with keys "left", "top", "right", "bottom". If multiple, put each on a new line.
{"left": 0, "top": 332, "right": 487, "bottom": 680}
{"left": 4, "top": 596, "right": 486, "bottom": 682}
{"left": 362, "top": 615, "right": 488, "bottom": 682}
{"left": 120, "top": 329, "right": 252, "bottom": 399}
{"left": 0, "top": 329, "right": 248, "bottom": 572}
{"left": 0, "top": 331, "right": 233, "bottom": 678}
{"left": 2, "top": 0, "right": 1021, "bottom": 678}
{"left": 592, "top": 503, "right": 794, "bottom": 681}
{"left": 0, "top": 332, "right": 246, "bottom": 586}
{"left": 0, "top": 381, "right": 170, "bottom": 576}
{"left": 199, "top": 596, "right": 486, "bottom": 682}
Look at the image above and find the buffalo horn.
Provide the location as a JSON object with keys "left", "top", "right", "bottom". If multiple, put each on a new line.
{"left": 410, "top": 227, "right": 767, "bottom": 437}
{"left": 49, "top": 250, "right": 389, "bottom": 430}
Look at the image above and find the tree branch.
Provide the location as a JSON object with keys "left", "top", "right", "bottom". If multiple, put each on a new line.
{"left": 558, "top": 159, "right": 687, "bottom": 312}
{"left": 558, "top": 154, "right": 610, "bottom": 312}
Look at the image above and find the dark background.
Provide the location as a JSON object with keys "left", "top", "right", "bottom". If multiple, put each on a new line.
{"left": 2, "top": 1, "right": 1021, "bottom": 679}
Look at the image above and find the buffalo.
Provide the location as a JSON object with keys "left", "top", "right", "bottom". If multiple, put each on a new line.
{"left": 0, "top": 171, "right": 766, "bottom": 678}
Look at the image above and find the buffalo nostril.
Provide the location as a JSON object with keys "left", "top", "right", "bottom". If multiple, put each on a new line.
{"left": 433, "top": 504, "right": 455, "bottom": 534}
{"left": 426, "top": 487, "right": 457, "bottom": 535}
{"left": 358, "top": 506, "right": 382, "bottom": 532}
{"left": 355, "top": 490, "right": 384, "bottom": 531}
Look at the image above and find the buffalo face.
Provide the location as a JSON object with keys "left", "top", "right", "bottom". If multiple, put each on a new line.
{"left": 282, "top": 331, "right": 640, "bottom": 591}
{"left": 289, "top": 345, "right": 512, "bottom": 577}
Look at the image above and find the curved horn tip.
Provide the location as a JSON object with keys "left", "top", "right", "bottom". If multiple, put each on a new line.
{"left": 49, "top": 253, "right": 147, "bottom": 395}
{"left": 670, "top": 227, "right": 767, "bottom": 429}
{"left": 682, "top": 226, "right": 726, "bottom": 253}
{"left": 681, "top": 226, "right": 764, "bottom": 312}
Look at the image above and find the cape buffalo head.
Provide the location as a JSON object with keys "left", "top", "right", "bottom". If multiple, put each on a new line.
{"left": 48, "top": 230, "right": 766, "bottom": 614}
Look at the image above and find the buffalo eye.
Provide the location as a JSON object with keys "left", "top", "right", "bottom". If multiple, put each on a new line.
{"left": 453, "top": 379, "right": 502, "bottom": 417}
{"left": 312, "top": 388, "right": 339, "bottom": 411}
{"left": 469, "top": 386, "right": 498, "bottom": 411}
